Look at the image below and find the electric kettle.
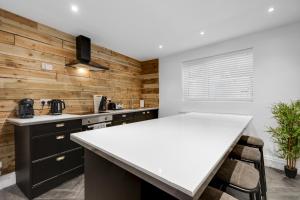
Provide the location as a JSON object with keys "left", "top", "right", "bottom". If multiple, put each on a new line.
{"left": 49, "top": 99, "right": 65, "bottom": 115}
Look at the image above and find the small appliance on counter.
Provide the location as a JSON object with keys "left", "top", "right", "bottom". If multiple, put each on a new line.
{"left": 107, "top": 101, "right": 123, "bottom": 110}
{"left": 93, "top": 95, "right": 107, "bottom": 113}
{"left": 49, "top": 99, "right": 65, "bottom": 115}
{"left": 107, "top": 102, "right": 116, "bottom": 110}
{"left": 18, "top": 98, "right": 34, "bottom": 118}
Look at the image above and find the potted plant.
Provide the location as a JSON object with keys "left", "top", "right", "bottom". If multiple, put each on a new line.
{"left": 267, "top": 100, "right": 300, "bottom": 178}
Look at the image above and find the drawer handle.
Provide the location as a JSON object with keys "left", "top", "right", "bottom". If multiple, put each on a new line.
{"left": 122, "top": 114, "right": 127, "bottom": 118}
{"left": 142, "top": 112, "right": 146, "bottom": 115}
{"left": 147, "top": 111, "right": 150, "bottom": 114}
{"left": 122, "top": 122, "right": 127, "bottom": 125}
{"left": 56, "top": 123, "right": 65, "bottom": 127}
{"left": 56, "top": 156, "right": 65, "bottom": 162}
{"left": 56, "top": 135, "right": 65, "bottom": 140}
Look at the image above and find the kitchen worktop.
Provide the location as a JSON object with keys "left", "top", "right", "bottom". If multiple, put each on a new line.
{"left": 7, "top": 107, "right": 158, "bottom": 126}
{"left": 71, "top": 112, "right": 252, "bottom": 197}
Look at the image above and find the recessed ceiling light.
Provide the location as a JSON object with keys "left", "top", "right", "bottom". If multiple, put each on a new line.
{"left": 158, "top": 45, "right": 163, "bottom": 49}
{"left": 200, "top": 31, "right": 205, "bottom": 36}
{"left": 71, "top": 4, "right": 79, "bottom": 13}
{"left": 268, "top": 7, "right": 275, "bottom": 13}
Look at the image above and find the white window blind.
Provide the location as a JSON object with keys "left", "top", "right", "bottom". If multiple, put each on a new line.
{"left": 183, "top": 48, "right": 253, "bottom": 101}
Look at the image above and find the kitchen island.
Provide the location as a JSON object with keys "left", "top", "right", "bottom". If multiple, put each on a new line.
{"left": 71, "top": 113, "right": 252, "bottom": 200}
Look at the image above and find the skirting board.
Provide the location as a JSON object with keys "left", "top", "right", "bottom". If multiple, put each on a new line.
{"left": 0, "top": 156, "right": 298, "bottom": 190}
{"left": 0, "top": 172, "right": 16, "bottom": 190}
{"left": 264, "top": 155, "right": 300, "bottom": 174}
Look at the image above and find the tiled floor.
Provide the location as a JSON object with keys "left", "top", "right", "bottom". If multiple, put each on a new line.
{"left": 0, "top": 167, "right": 299, "bottom": 200}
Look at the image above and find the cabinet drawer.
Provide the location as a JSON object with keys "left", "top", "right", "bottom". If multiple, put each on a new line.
{"left": 32, "top": 156, "right": 61, "bottom": 185}
{"left": 31, "top": 166, "right": 83, "bottom": 199}
{"left": 61, "top": 149, "right": 84, "bottom": 172}
{"left": 32, "top": 128, "right": 82, "bottom": 161}
{"left": 111, "top": 120, "right": 130, "bottom": 126}
{"left": 64, "top": 128, "right": 82, "bottom": 151}
{"left": 134, "top": 111, "right": 147, "bottom": 122}
{"left": 31, "top": 120, "right": 81, "bottom": 137}
{"left": 145, "top": 110, "right": 158, "bottom": 120}
{"left": 113, "top": 112, "right": 135, "bottom": 121}
{"left": 32, "top": 149, "right": 83, "bottom": 185}
{"left": 32, "top": 131, "right": 65, "bottom": 160}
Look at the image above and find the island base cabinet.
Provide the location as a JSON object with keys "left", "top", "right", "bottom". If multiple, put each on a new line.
{"left": 84, "top": 149, "right": 178, "bottom": 200}
{"left": 85, "top": 149, "right": 141, "bottom": 200}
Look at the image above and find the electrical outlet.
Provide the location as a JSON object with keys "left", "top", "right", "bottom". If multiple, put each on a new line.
{"left": 0, "top": 161, "right": 2, "bottom": 175}
{"left": 40, "top": 99, "right": 52, "bottom": 107}
{"left": 41, "top": 63, "right": 53, "bottom": 71}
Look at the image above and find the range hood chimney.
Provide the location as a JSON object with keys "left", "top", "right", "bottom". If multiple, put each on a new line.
{"left": 65, "top": 35, "right": 109, "bottom": 71}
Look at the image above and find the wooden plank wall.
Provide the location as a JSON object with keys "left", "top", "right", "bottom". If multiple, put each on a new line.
{"left": 0, "top": 8, "right": 158, "bottom": 175}
{"left": 141, "top": 59, "right": 159, "bottom": 108}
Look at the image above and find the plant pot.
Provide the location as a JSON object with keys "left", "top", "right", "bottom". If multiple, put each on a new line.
{"left": 284, "top": 165, "right": 297, "bottom": 178}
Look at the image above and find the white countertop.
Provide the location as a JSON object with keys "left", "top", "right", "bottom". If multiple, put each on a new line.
{"left": 7, "top": 108, "right": 158, "bottom": 126}
{"left": 71, "top": 112, "right": 252, "bottom": 197}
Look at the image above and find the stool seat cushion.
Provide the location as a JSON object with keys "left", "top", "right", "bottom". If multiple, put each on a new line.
{"left": 216, "top": 159, "right": 259, "bottom": 190}
{"left": 239, "top": 135, "right": 264, "bottom": 147}
{"left": 231, "top": 144, "right": 261, "bottom": 162}
{"left": 199, "top": 186, "right": 237, "bottom": 200}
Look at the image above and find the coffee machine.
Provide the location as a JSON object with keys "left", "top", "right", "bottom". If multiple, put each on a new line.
{"left": 93, "top": 95, "right": 107, "bottom": 113}
{"left": 49, "top": 99, "right": 65, "bottom": 115}
{"left": 18, "top": 99, "right": 34, "bottom": 118}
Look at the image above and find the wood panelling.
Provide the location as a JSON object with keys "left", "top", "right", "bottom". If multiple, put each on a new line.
{"left": 141, "top": 59, "right": 159, "bottom": 108}
{"left": 0, "top": 9, "right": 158, "bottom": 176}
{"left": 0, "top": 30, "right": 14, "bottom": 45}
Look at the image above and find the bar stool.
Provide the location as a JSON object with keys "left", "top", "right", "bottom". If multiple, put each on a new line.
{"left": 216, "top": 159, "right": 261, "bottom": 200}
{"left": 238, "top": 135, "right": 267, "bottom": 199}
{"left": 230, "top": 144, "right": 266, "bottom": 199}
{"left": 199, "top": 186, "right": 237, "bottom": 200}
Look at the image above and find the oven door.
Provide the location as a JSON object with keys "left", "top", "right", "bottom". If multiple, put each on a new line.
{"left": 83, "top": 122, "right": 112, "bottom": 131}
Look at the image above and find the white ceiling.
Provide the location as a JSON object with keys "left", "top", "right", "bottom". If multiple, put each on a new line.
{"left": 1, "top": 0, "right": 300, "bottom": 61}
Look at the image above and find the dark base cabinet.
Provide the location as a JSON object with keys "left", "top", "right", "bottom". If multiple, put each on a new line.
{"left": 14, "top": 120, "right": 83, "bottom": 200}
{"left": 112, "top": 109, "right": 158, "bottom": 126}
{"left": 85, "top": 149, "right": 177, "bottom": 200}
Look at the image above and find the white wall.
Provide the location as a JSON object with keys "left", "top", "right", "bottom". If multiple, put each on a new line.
{"left": 159, "top": 22, "right": 300, "bottom": 170}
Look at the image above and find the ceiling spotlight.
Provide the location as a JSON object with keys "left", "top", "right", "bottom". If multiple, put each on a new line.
{"left": 268, "top": 7, "right": 275, "bottom": 13}
{"left": 200, "top": 31, "right": 205, "bottom": 36}
{"left": 158, "top": 45, "right": 163, "bottom": 49}
{"left": 71, "top": 4, "right": 79, "bottom": 13}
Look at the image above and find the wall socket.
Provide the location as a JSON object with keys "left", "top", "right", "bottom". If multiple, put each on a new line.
{"left": 40, "top": 99, "right": 52, "bottom": 107}
{"left": 0, "top": 161, "right": 2, "bottom": 176}
{"left": 41, "top": 63, "right": 53, "bottom": 71}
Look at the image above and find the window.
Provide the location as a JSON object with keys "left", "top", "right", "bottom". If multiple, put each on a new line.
{"left": 183, "top": 48, "right": 253, "bottom": 101}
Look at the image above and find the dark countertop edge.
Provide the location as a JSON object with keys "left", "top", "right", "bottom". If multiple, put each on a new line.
{"left": 7, "top": 108, "right": 159, "bottom": 126}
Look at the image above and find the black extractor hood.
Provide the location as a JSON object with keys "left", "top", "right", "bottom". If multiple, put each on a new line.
{"left": 65, "top": 35, "right": 109, "bottom": 71}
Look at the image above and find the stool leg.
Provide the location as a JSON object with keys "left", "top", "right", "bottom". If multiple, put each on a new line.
{"left": 259, "top": 147, "right": 267, "bottom": 200}
{"left": 254, "top": 162, "right": 265, "bottom": 200}
{"left": 255, "top": 183, "right": 262, "bottom": 200}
